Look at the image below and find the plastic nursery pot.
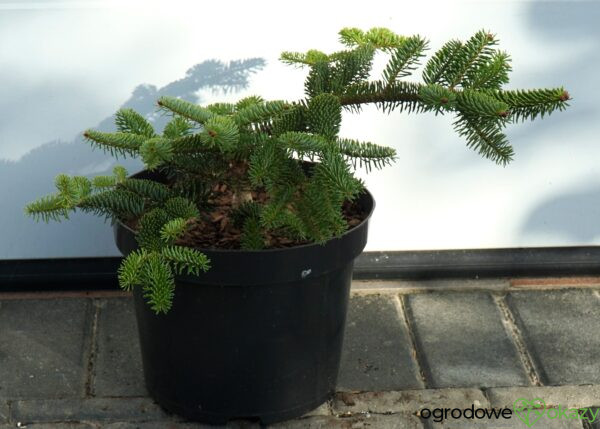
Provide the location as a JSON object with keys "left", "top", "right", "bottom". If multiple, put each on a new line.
{"left": 113, "top": 169, "right": 375, "bottom": 425}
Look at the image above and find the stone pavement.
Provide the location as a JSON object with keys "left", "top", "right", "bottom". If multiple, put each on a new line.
{"left": 1, "top": 277, "right": 600, "bottom": 428}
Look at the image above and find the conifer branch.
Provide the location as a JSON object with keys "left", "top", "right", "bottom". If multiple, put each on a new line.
{"left": 118, "top": 249, "right": 148, "bottom": 291}
{"left": 79, "top": 189, "right": 146, "bottom": 219}
{"left": 456, "top": 90, "right": 510, "bottom": 118}
{"left": 453, "top": 114, "right": 514, "bottom": 165}
{"left": 337, "top": 138, "right": 397, "bottom": 172}
{"left": 139, "top": 138, "right": 174, "bottom": 170}
{"left": 418, "top": 84, "right": 457, "bottom": 114}
{"left": 83, "top": 130, "right": 145, "bottom": 157}
{"left": 142, "top": 253, "right": 176, "bottom": 314}
{"left": 24, "top": 194, "right": 70, "bottom": 223}
{"left": 280, "top": 50, "right": 329, "bottom": 67}
{"left": 115, "top": 108, "right": 156, "bottom": 138}
{"left": 157, "top": 96, "right": 215, "bottom": 124}
{"left": 163, "top": 117, "right": 193, "bottom": 138}
{"left": 383, "top": 36, "right": 428, "bottom": 86}
{"left": 160, "top": 218, "right": 190, "bottom": 244}
{"left": 278, "top": 132, "right": 329, "bottom": 156}
{"left": 486, "top": 88, "right": 571, "bottom": 121}
{"left": 170, "top": 134, "right": 211, "bottom": 154}
{"left": 118, "top": 179, "right": 171, "bottom": 202}
{"left": 161, "top": 246, "right": 211, "bottom": 276}
{"left": 340, "top": 81, "right": 423, "bottom": 113}
{"left": 339, "top": 27, "right": 407, "bottom": 51}
{"left": 447, "top": 30, "right": 498, "bottom": 89}
{"left": 306, "top": 94, "right": 342, "bottom": 139}
{"left": 164, "top": 197, "right": 200, "bottom": 219}
{"left": 422, "top": 40, "right": 464, "bottom": 86}
{"left": 201, "top": 116, "right": 240, "bottom": 153}
{"left": 241, "top": 216, "right": 264, "bottom": 250}
{"left": 235, "top": 101, "right": 288, "bottom": 126}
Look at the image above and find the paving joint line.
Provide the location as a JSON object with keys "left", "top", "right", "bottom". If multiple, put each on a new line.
{"left": 493, "top": 293, "right": 544, "bottom": 387}
{"left": 393, "top": 294, "right": 429, "bottom": 389}
{"left": 479, "top": 387, "right": 496, "bottom": 410}
{"left": 6, "top": 400, "right": 11, "bottom": 425}
{"left": 325, "top": 398, "right": 334, "bottom": 417}
{"left": 84, "top": 300, "right": 101, "bottom": 398}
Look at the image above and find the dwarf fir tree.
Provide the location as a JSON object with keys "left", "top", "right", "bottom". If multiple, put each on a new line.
{"left": 26, "top": 28, "right": 570, "bottom": 313}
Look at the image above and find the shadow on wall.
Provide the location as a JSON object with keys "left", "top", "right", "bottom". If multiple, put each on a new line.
{"left": 518, "top": 1, "right": 600, "bottom": 245}
{"left": 1, "top": 58, "right": 265, "bottom": 259}
{"left": 521, "top": 186, "right": 600, "bottom": 244}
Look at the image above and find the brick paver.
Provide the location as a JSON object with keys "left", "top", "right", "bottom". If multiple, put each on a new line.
{"left": 338, "top": 294, "right": 423, "bottom": 391}
{"left": 0, "top": 299, "right": 91, "bottom": 399}
{"left": 406, "top": 292, "right": 529, "bottom": 388}
{"left": 94, "top": 298, "right": 145, "bottom": 397}
{"left": 507, "top": 290, "right": 600, "bottom": 385}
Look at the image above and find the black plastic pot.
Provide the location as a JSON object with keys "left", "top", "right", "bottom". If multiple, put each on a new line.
{"left": 113, "top": 170, "right": 374, "bottom": 425}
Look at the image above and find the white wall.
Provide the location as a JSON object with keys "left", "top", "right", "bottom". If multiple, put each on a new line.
{"left": 0, "top": 0, "right": 596, "bottom": 258}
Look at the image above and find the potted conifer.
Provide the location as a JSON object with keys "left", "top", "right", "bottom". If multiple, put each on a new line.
{"left": 26, "top": 28, "right": 569, "bottom": 424}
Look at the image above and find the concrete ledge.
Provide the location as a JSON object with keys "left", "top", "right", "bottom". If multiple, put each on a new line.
{"left": 331, "top": 389, "right": 488, "bottom": 415}
{"left": 272, "top": 414, "right": 424, "bottom": 428}
{"left": 101, "top": 423, "right": 219, "bottom": 429}
{"left": 10, "top": 398, "right": 172, "bottom": 424}
{"left": 486, "top": 385, "right": 600, "bottom": 409}
{"left": 0, "top": 424, "right": 96, "bottom": 429}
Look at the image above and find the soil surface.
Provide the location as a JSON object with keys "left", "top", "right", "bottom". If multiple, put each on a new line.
{"left": 125, "top": 163, "right": 369, "bottom": 250}
{"left": 176, "top": 183, "right": 368, "bottom": 250}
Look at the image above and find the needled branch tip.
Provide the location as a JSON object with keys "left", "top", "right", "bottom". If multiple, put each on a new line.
{"left": 559, "top": 90, "right": 571, "bottom": 102}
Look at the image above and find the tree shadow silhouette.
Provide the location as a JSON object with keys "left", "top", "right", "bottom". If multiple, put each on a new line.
{"left": 2, "top": 58, "right": 265, "bottom": 259}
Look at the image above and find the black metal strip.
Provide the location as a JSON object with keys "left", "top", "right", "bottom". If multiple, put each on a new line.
{"left": 2, "top": 247, "right": 600, "bottom": 292}
{"left": 353, "top": 247, "right": 600, "bottom": 279}
{"left": 0, "top": 257, "right": 122, "bottom": 291}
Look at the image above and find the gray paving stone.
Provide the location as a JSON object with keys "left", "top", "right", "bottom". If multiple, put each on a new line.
{"left": 0, "top": 299, "right": 92, "bottom": 399}
{"left": 507, "top": 290, "right": 600, "bottom": 385}
{"left": 94, "top": 298, "right": 146, "bottom": 397}
{"left": 406, "top": 292, "right": 529, "bottom": 388}
{"left": 272, "top": 414, "right": 424, "bottom": 428}
{"left": 337, "top": 295, "right": 423, "bottom": 391}
{"left": 332, "top": 389, "right": 489, "bottom": 416}
{"left": 486, "top": 385, "right": 600, "bottom": 409}
{"left": 10, "top": 398, "right": 172, "bottom": 423}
